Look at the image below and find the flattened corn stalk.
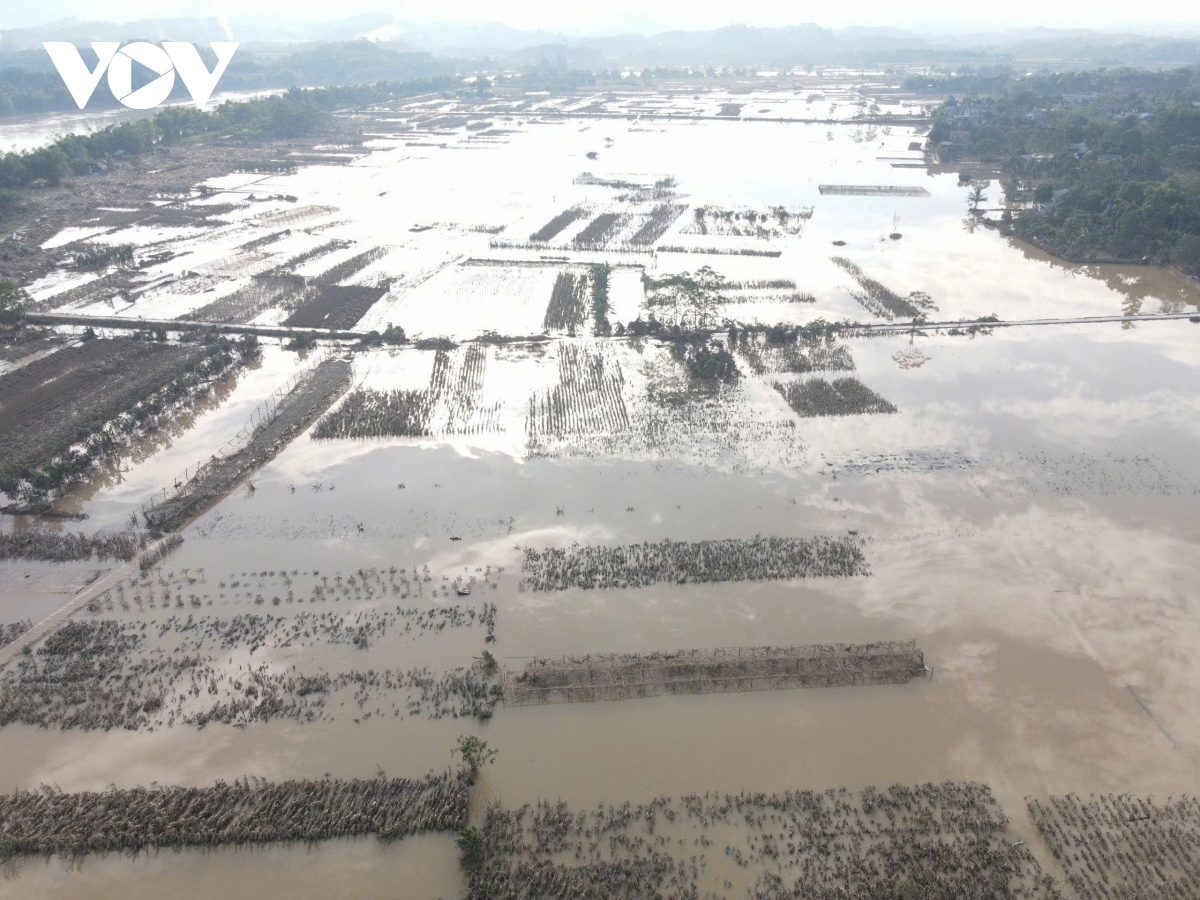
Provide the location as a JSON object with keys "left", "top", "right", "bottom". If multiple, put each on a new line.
{"left": 0, "top": 771, "right": 468, "bottom": 858}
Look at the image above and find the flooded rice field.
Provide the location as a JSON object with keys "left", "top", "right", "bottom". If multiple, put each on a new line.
{"left": 3, "top": 78, "right": 1200, "bottom": 899}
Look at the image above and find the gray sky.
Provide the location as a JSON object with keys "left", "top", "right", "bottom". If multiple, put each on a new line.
{"left": 2, "top": 0, "right": 1199, "bottom": 34}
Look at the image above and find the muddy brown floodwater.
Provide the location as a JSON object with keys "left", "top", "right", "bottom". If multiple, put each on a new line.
{"left": 3, "top": 81, "right": 1200, "bottom": 899}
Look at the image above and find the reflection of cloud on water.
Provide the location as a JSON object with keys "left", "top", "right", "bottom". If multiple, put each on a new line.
{"left": 982, "top": 390, "right": 1200, "bottom": 443}
{"left": 860, "top": 496, "right": 1200, "bottom": 747}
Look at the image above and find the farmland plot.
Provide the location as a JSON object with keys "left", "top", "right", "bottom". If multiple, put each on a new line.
{"left": 315, "top": 344, "right": 505, "bottom": 440}
{"left": 681, "top": 205, "right": 813, "bottom": 239}
{"left": 528, "top": 340, "right": 806, "bottom": 469}
{"left": 384, "top": 263, "right": 559, "bottom": 339}
{"left": 0, "top": 339, "right": 210, "bottom": 496}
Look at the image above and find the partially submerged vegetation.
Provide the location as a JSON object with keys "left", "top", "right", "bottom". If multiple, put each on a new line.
{"left": 831, "top": 257, "right": 937, "bottom": 320}
{"left": 469, "top": 782, "right": 1047, "bottom": 900}
{"left": 313, "top": 345, "right": 499, "bottom": 441}
{"left": 1027, "top": 793, "right": 1200, "bottom": 899}
{"left": 681, "top": 205, "right": 812, "bottom": 238}
{"left": 530, "top": 206, "right": 587, "bottom": 242}
{"left": 0, "top": 771, "right": 468, "bottom": 859}
{"left": 731, "top": 326, "right": 856, "bottom": 374}
{"left": 773, "top": 377, "right": 898, "bottom": 417}
{"left": 590, "top": 263, "right": 612, "bottom": 335}
{"left": 505, "top": 641, "right": 927, "bottom": 705}
{"left": 0, "top": 621, "right": 32, "bottom": 650}
{"left": 0, "top": 531, "right": 145, "bottom": 562}
{"left": 543, "top": 271, "right": 589, "bottom": 332}
{"left": 1, "top": 586, "right": 502, "bottom": 730}
{"left": 520, "top": 536, "right": 869, "bottom": 591}
{"left": 144, "top": 357, "right": 351, "bottom": 531}
{"left": 70, "top": 243, "right": 134, "bottom": 271}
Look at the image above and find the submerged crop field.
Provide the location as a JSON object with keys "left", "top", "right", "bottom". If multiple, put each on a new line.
{"left": 2, "top": 64, "right": 1200, "bottom": 900}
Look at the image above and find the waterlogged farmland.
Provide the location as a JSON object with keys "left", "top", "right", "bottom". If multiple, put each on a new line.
{"left": 2, "top": 76, "right": 1200, "bottom": 900}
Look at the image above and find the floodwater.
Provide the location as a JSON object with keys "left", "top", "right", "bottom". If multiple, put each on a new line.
{"left": 4, "top": 81, "right": 1200, "bottom": 899}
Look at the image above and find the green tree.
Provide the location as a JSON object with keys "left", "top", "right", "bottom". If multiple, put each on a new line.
{"left": 455, "top": 825, "right": 485, "bottom": 867}
{"left": 453, "top": 735, "right": 497, "bottom": 775}
{"left": 0, "top": 280, "right": 31, "bottom": 325}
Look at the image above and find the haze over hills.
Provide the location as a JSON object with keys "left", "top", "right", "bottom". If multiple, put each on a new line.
{"left": 4, "top": 16, "right": 1200, "bottom": 69}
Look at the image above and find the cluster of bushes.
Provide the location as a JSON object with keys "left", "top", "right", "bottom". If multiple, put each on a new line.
{"left": 0, "top": 280, "right": 31, "bottom": 325}
{"left": 356, "top": 325, "right": 408, "bottom": 348}
{"left": 673, "top": 339, "right": 740, "bottom": 381}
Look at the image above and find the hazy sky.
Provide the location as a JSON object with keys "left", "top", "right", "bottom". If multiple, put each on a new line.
{"left": 3, "top": 0, "right": 1200, "bottom": 34}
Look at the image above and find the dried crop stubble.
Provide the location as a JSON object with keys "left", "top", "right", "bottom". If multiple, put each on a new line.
{"left": 0, "top": 339, "right": 204, "bottom": 489}
{"left": 0, "top": 531, "right": 145, "bottom": 563}
{"left": 505, "top": 641, "right": 926, "bottom": 705}
{"left": 530, "top": 206, "right": 587, "bottom": 242}
{"left": 1027, "top": 793, "right": 1200, "bottom": 900}
{"left": 471, "top": 781, "right": 1045, "bottom": 900}
{"left": 520, "top": 536, "right": 869, "bottom": 592}
{"left": 773, "top": 377, "right": 897, "bottom": 417}
{"left": 526, "top": 342, "right": 629, "bottom": 443}
{"left": 0, "top": 771, "right": 468, "bottom": 858}
{"left": 313, "top": 345, "right": 500, "bottom": 440}
{"left": 573, "top": 213, "right": 628, "bottom": 247}
{"left": 830, "top": 257, "right": 935, "bottom": 320}
{"left": 543, "top": 272, "right": 589, "bottom": 332}
{"left": 628, "top": 204, "right": 687, "bottom": 245}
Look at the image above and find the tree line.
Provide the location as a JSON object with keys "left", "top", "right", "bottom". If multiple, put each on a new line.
{"left": 927, "top": 65, "right": 1200, "bottom": 271}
